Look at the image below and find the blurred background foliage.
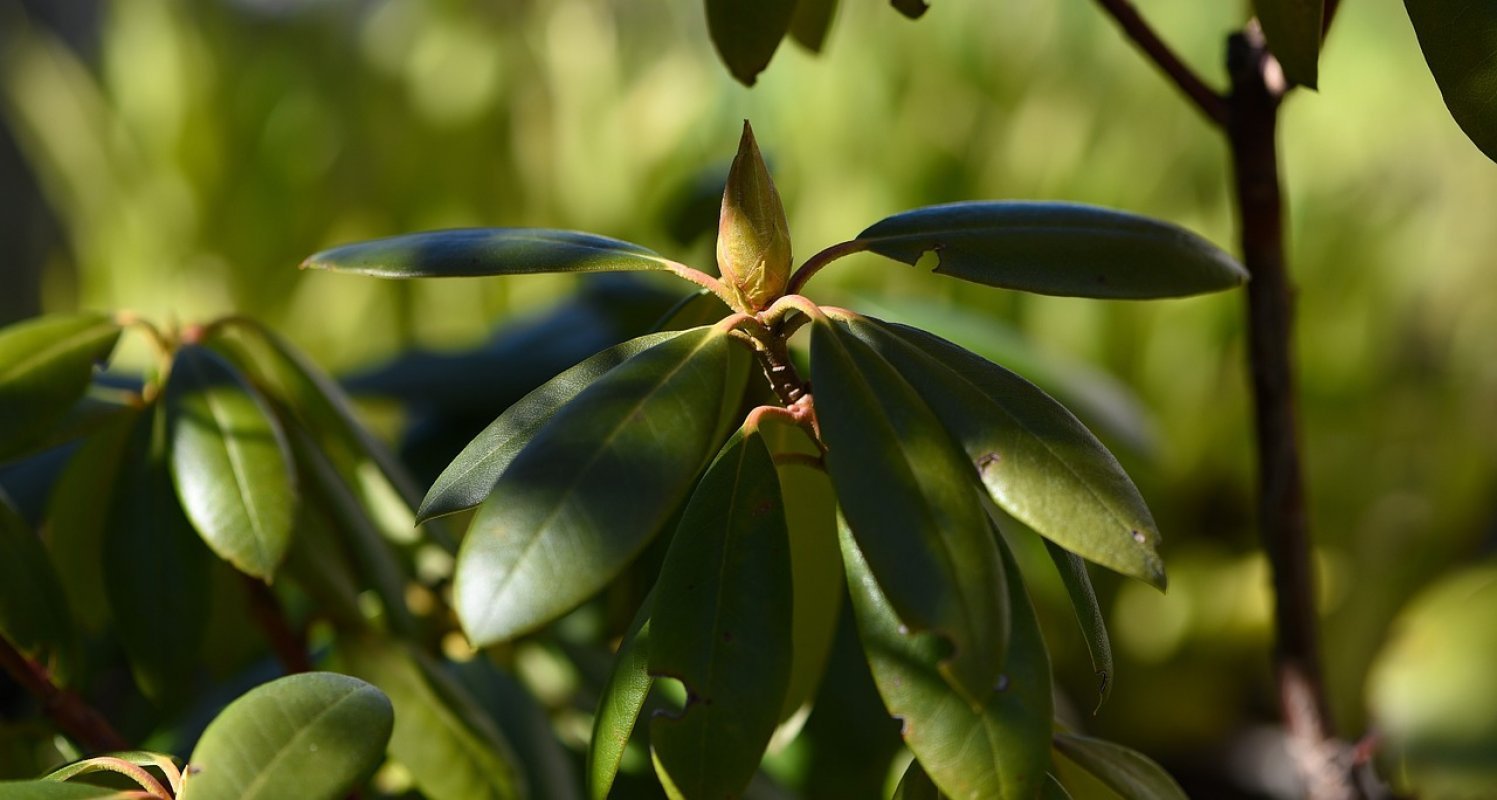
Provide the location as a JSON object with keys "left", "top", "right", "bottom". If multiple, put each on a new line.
{"left": 2, "top": 0, "right": 1495, "bottom": 795}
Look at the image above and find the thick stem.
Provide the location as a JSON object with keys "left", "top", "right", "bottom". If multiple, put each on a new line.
{"left": 0, "top": 636, "right": 130, "bottom": 752}
{"left": 1226, "top": 30, "right": 1358, "bottom": 800}
{"left": 241, "top": 574, "right": 313, "bottom": 674}
{"left": 1092, "top": 0, "right": 1229, "bottom": 126}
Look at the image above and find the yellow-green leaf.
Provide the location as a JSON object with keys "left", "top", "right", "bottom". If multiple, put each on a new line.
{"left": 0, "top": 313, "right": 120, "bottom": 460}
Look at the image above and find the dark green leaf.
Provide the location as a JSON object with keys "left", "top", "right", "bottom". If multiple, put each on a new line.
{"left": 1052, "top": 733, "right": 1188, "bottom": 800}
{"left": 166, "top": 346, "right": 296, "bottom": 580}
{"left": 1406, "top": 0, "right": 1497, "bottom": 161}
{"left": 587, "top": 614, "right": 653, "bottom": 800}
{"left": 420, "top": 331, "right": 682, "bottom": 522}
{"left": 179, "top": 673, "right": 393, "bottom": 800}
{"left": 455, "top": 327, "right": 749, "bottom": 645}
{"left": 855, "top": 201, "right": 1246, "bottom": 299}
{"left": 843, "top": 518, "right": 1052, "bottom": 798}
{"left": 706, "top": 0, "right": 797, "bottom": 86}
{"left": 810, "top": 317, "right": 1007, "bottom": 707}
{"left": 891, "top": 0, "right": 929, "bottom": 19}
{"left": 302, "top": 228, "right": 675, "bottom": 278}
{"left": 44, "top": 411, "right": 137, "bottom": 633}
{"left": 105, "top": 407, "right": 211, "bottom": 702}
{"left": 653, "top": 291, "right": 732, "bottom": 332}
{"left": 1041, "top": 774, "right": 1075, "bottom": 799}
{"left": 448, "top": 659, "right": 582, "bottom": 800}
{"left": 0, "top": 313, "right": 121, "bottom": 459}
{"left": 338, "top": 638, "right": 522, "bottom": 800}
{"left": 790, "top": 0, "right": 838, "bottom": 53}
{"left": 0, "top": 782, "right": 130, "bottom": 799}
{"left": 649, "top": 431, "right": 793, "bottom": 799}
{"left": 842, "top": 317, "right": 1165, "bottom": 589}
{"left": 1045, "top": 540, "right": 1115, "bottom": 710}
{"left": 1254, "top": 0, "right": 1323, "bottom": 88}
{"left": 280, "top": 497, "right": 368, "bottom": 631}
{"left": 892, "top": 758, "right": 942, "bottom": 799}
{"left": 0, "top": 491, "right": 76, "bottom": 683}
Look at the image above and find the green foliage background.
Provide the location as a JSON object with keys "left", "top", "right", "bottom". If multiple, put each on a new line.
{"left": 3, "top": 0, "right": 1495, "bottom": 791}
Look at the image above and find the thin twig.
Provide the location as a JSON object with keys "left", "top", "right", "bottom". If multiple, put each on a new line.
{"left": 0, "top": 636, "right": 130, "bottom": 752}
{"left": 1091, "top": 0, "right": 1230, "bottom": 127}
{"left": 241, "top": 574, "right": 313, "bottom": 674}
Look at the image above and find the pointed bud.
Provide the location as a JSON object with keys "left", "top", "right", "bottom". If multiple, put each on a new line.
{"left": 717, "top": 121, "right": 792, "bottom": 310}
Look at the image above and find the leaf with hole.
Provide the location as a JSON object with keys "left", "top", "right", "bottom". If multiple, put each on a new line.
{"left": 649, "top": 430, "right": 793, "bottom": 799}
{"left": 811, "top": 316, "right": 1008, "bottom": 707}
{"left": 854, "top": 201, "right": 1246, "bottom": 299}
{"left": 1405, "top": 0, "right": 1497, "bottom": 162}
{"left": 455, "top": 326, "right": 749, "bottom": 645}
{"left": 179, "top": 673, "right": 392, "bottom": 800}
{"left": 301, "top": 228, "right": 678, "bottom": 278}
{"left": 0, "top": 313, "right": 120, "bottom": 460}
{"left": 842, "top": 317, "right": 1165, "bottom": 589}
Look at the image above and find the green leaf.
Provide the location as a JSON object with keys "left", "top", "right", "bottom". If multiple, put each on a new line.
{"left": 1405, "top": 0, "right": 1497, "bottom": 162}
{"left": 790, "top": 0, "right": 839, "bottom": 53}
{"left": 653, "top": 291, "right": 732, "bottom": 332}
{"left": 1041, "top": 774, "right": 1075, "bottom": 800}
{"left": 649, "top": 430, "right": 793, "bottom": 799}
{"left": 104, "top": 407, "right": 211, "bottom": 702}
{"left": 810, "top": 316, "right": 1008, "bottom": 707}
{"left": 1254, "top": 0, "right": 1323, "bottom": 88}
{"left": 421, "top": 331, "right": 682, "bottom": 522}
{"left": 44, "top": 752, "right": 180, "bottom": 796}
{"left": 587, "top": 613, "right": 654, "bottom": 800}
{"left": 1045, "top": 540, "right": 1115, "bottom": 710}
{"left": 0, "top": 782, "right": 131, "bottom": 799}
{"left": 0, "top": 313, "right": 121, "bottom": 460}
{"left": 0, "top": 492, "right": 77, "bottom": 683}
{"left": 179, "top": 673, "right": 393, "bottom": 800}
{"left": 841, "top": 317, "right": 1165, "bottom": 589}
{"left": 892, "top": 758, "right": 942, "bottom": 799}
{"left": 843, "top": 517, "right": 1052, "bottom": 798}
{"left": 166, "top": 346, "right": 296, "bottom": 580}
{"left": 45, "top": 412, "right": 137, "bottom": 633}
{"left": 337, "top": 638, "right": 522, "bottom": 800}
{"left": 1052, "top": 733, "right": 1188, "bottom": 800}
{"left": 447, "top": 659, "right": 582, "bottom": 800}
{"left": 891, "top": 0, "right": 929, "bottom": 19}
{"left": 455, "top": 327, "right": 749, "bottom": 645}
{"left": 706, "top": 0, "right": 797, "bottom": 86}
{"left": 855, "top": 201, "right": 1247, "bottom": 299}
{"left": 301, "top": 228, "right": 676, "bottom": 278}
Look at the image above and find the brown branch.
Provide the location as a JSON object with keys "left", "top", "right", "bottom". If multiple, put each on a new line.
{"left": 0, "top": 636, "right": 130, "bottom": 752}
{"left": 241, "top": 574, "right": 313, "bottom": 674}
{"left": 1225, "top": 29, "right": 1360, "bottom": 800}
{"left": 1092, "top": 0, "right": 1230, "bottom": 127}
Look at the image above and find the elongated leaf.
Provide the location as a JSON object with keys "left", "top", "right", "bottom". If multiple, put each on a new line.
{"left": 45, "top": 411, "right": 137, "bottom": 632}
{"left": 302, "top": 228, "right": 675, "bottom": 278}
{"left": 653, "top": 291, "right": 732, "bottom": 333}
{"left": 707, "top": 0, "right": 797, "bottom": 85}
{"left": 790, "top": 0, "right": 839, "bottom": 52}
{"left": 892, "top": 758, "right": 942, "bottom": 799}
{"left": 455, "top": 327, "right": 748, "bottom": 645}
{"left": 1254, "top": 0, "right": 1323, "bottom": 88}
{"left": 180, "top": 673, "right": 392, "bottom": 800}
{"left": 843, "top": 518, "right": 1052, "bottom": 799}
{"left": 649, "top": 431, "right": 793, "bottom": 799}
{"left": 1406, "top": 0, "right": 1497, "bottom": 162}
{"left": 1042, "top": 774, "right": 1075, "bottom": 799}
{"left": 1045, "top": 540, "right": 1115, "bottom": 709}
{"left": 0, "top": 313, "right": 120, "bottom": 459}
{"left": 44, "top": 752, "right": 180, "bottom": 795}
{"left": 338, "top": 638, "right": 522, "bottom": 800}
{"left": 448, "top": 659, "right": 582, "bottom": 800}
{"left": 811, "top": 317, "right": 1007, "bottom": 707}
{"left": 588, "top": 614, "right": 654, "bottom": 800}
{"left": 1052, "top": 733, "right": 1188, "bottom": 800}
{"left": 855, "top": 201, "right": 1246, "bottom": 299}
{"left": 839, "top": 317, "right": 1165, "bottom": 588}
{"left": 421, "top": 331, "right": 682, "bottom": 522}
{"left": 0, "top": 783, "right": 130, "bottom": 799}
{"left": 105, "top": 407, "right": 211, "bottom": 702}
{"left": 166, "top": 346, "right": 296, "bottom": 580}
{"left": 0, "top": 491, "right": 76, "bottom": 682}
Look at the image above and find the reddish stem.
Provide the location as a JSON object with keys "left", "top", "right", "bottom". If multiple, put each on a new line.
{"left": 0, "top": 635, "right": 130, "bottom": 752}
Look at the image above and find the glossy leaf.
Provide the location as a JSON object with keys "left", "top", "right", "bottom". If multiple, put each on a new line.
{"left": 854, "top": 201, "right": 1246, "bottom": 299}
{"left": 338, "top": 638, "right": 522, "bottom": 800}
{"left": 45, "top": 410, "right": 137, "bottom": 632}
{"left": 843, "top": 518, "right": 1052, "bottom": 799}
{"left": 0, "top": 313, "right": 120, "bottom": 459}
{"left": 587, "top": 614, "right": 654, "bottom": 800}
{"left": 0, "top": 783, "right": 131, "bottom": 799}
{"left": 166, "top": 346, "right": 296, "bottom": 580}
{"left": 649, "top": 431, "right": 793, "bottom": 799}
{"left": 843, "top": 317, "right": 1165, "bottom": 588}
{"left": 1406, "top": 0, "right": 1497, "bottom": 161}
{"left": 891, "top": 0, "right": 930, "bottom": 19}
{"left": 789, "top": 0, "right": 838, "bottom": 52}
{"left": 179, "top": 673, "right": 393, "bottom": 800}
{"left": 421, "top": 331, "right": 682, "bottom": 522}
{"left": 811, "top": 316, "right": 1008, "bottom": 707}
{"left": 706, "top": 0, "right": 797, "bottom": 86}
{"left": 892, "top": 758, "right": 942, "bottom": 799}
{"left": 1254, "top": 0, "right": 1323, "bottom": 88}
{"left": 302, "top": 228, "right": 677, "bottom": 278}
{"left": 455, "top": 327, "right": 748, "bottom": 645}
{"left": 1052, "top": 733, "right": 1188, "bottom": 800}
{"left": 0, "top": 491, "right": 76, "bottom": 682}
{"left": 1045, "top": 540, "right": 1115, "bottom": 709}
{"left": 104, "top": 407, "right": 211, "bottom": 702}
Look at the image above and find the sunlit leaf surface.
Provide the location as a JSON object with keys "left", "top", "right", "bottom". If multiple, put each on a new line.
{"left": 0, "top": 313, "right": 120, "bottom": 459}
